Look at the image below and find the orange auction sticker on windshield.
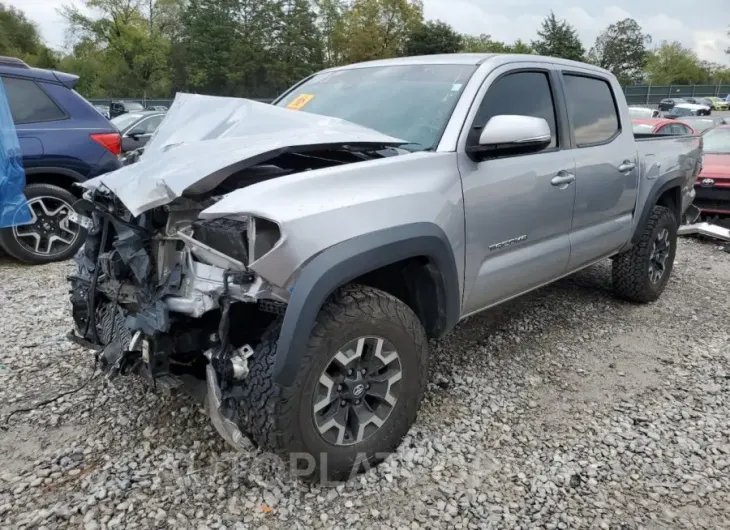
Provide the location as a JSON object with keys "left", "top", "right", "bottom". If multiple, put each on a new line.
{"left": 287, "top": 94, "right": 315, "bottom": 110}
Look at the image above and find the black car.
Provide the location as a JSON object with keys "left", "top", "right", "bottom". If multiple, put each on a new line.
{"left": 110, "top": 111, "right": 166, "bottom": 152}
{"left": 658, "top": 98, "right": 686, "bottom": 111}
{"left": 109, "top": 100, "right": 145, "bottom": 118}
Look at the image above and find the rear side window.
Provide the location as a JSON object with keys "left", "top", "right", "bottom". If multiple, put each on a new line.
{"left": 563, "top": 74, "right": 620, "bottom": 146}
{"left": 472, "top": 71, "right": 558, "bottom": 149}
{"left": 1, "top": 76, "right": 66, "bottom": 124}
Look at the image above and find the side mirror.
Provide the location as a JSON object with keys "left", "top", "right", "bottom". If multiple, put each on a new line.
{"left": 467, "top": 115, "right": 552, "bottom": 160}
{"left": 127, "top": 127, "right": 146, "bottom": 139}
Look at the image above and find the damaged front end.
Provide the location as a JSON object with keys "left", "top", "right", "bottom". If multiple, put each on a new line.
{"left": 67, "top": 190, "right": 285, "bottom": 448}
{"left": 66, "top": 92, "right": 410, "bottom": 450}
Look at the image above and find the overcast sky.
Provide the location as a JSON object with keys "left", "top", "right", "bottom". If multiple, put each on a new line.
{"left": 7, "top": 0, "right": 730, "bottom": 65}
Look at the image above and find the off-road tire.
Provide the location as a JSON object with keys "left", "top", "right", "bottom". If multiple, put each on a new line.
{"left": 0, "top": 183, "right": 84, "bottom": 265}
{"left": 612, "top": 205, "right": 677, "bottom": 303}
{"left": 237, "top": 284, "right": 429, "bottom": 482}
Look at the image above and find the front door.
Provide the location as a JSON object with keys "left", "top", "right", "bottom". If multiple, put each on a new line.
{"left": 458, "top": 66, "right": 576, "bottom": 315}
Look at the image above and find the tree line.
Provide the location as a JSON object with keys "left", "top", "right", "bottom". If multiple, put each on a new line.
{"left": 1, "top": 0, "right": 729, "bottom": 100}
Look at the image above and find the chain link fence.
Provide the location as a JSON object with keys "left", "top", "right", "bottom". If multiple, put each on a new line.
{"left": 623, "top": 84, "right": 730, "bottom": 105}
{"left": 90, "top": 84, "right": 730, "bottom": 110}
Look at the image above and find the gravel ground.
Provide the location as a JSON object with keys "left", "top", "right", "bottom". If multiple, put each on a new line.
{"left": 1, "top": 237, "right": 729, "bottom": 530}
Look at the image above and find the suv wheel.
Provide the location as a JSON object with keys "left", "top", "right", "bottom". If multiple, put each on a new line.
{"left": 612, "top": 205, "right": 677, "bottom": 303}
{"left": 237, "top": 285, "right": 429, "bottom": 481}
{"left": 0, "top": 183, "right": 85, "bottom": 264}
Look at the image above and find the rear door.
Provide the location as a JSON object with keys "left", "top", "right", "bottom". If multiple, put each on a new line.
{"left": 1, "top": 75, "right": 68, "bottom": 169}
{"left": 458, "top": 64, "right": 576, "bottom": 315}
{"left": 560, "top": 71, "right": 639, "bottom": 270}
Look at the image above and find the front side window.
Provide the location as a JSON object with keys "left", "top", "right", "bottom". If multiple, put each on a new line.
{"left": 472, "top": 71, "right": 558, "bottom": 149}
{"left": 138, "top": 115, "right": 164, "bottom": 134}
{"left": 1, "top": 76, "right": 66, "bottom": 124}
{"left": 563, "top": 74, "right": 620, "bottom": 146}
{"left": 276, "top": 64, "right": 476, "bottom": 151}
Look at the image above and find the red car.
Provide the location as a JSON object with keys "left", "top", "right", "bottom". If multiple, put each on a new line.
{"left": 695, "top": 125, "right": 730, "bottom": 215}
{"left": 631, "top": 118, "right": 696, "bottom": 135}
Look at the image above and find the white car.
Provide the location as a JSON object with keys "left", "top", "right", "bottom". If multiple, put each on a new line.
{"left": 674, "top": 102, "right": 711, "bottom": 116}
{"left": 629, "top": 106, "right": 660, "bottom": 119}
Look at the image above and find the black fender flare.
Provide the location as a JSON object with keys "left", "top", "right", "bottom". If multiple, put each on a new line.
{"left": 24, "top": 166, "right": 86, "bottom": 182}
{"left": 630, "top": 176, "right": 685, "bottom": 245}
{"left": 272, "top": 223, "right": 461, "bottom": 387}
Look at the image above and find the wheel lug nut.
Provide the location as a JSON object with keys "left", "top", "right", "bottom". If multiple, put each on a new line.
{"left": 361, "top": 369, "right": 367, "bottom": 375}
{"left": 347, "top": 369, "right": 353, "bottom": 376}
{"left": 336, "top": 385, "right": 343, "bottom": 392}
{"left": 355, "top": 399, "right": 361, "bottom": 405}
{"left": 340, "top": 400, "right": 347, "bottom": 406}
{"left": 366, "top": 384, "right": 370, "bottom": 389}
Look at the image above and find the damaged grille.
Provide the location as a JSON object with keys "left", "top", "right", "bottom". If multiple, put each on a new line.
{"left": 192, "top": 218, "right": 249, "bottom": 265}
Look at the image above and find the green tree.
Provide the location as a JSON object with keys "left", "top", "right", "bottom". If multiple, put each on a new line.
{"left": 508, "top": 39, "right": 534, "bottom": 54}
{"left": 531, "top": 11, "right": 585, "bottom": 62}
{"left": 644, "top": 41, "right": 708, "bottom": 84}
{"left": 274, "top": 0, "right": 325, "bottom": 89}
{"left": 61, "top": 0, "right": 171, "bottom": 96}
{"left": 405, "top": 20, "right": 461, "bottom": 56}
{"left": 314, "top": 0, "right": 348, "bottom": 67}
{"left": 0, "top": 2, "right": 58, "bottom": 68}
{"left": 460, "top": 33, "right": 509, "bottom": 53}
{"left": 588, "top": 18, "right": 650, "bottom": 85}
{"left": 339, "top": 0, "right": 423, "bottom": 63}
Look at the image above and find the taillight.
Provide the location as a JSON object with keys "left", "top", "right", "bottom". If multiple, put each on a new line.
{"left": 90, "top": 132, "right": 121, "bottom": 156}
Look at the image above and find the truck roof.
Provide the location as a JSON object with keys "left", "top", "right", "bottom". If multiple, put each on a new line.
{"left": 324, "top": 53, "right": 611, "bottom": 76}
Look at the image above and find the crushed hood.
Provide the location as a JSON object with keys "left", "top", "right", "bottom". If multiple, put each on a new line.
{"left": 82, "top": 93, "right": 405, "bottom": 216}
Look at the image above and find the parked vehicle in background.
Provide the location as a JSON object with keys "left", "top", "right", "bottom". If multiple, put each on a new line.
{"left": 674, "top": 102, "right": 711, "bottom": 116}
{"left": 146, "top": 105, "right": 168, "bottom": 111}
{"left": 675, "top": 116, "right": 728, "bottom": 133}
{"left": 631, "top": 118, "right": 695, "bottom": 136}
{"left": 93, "top": 104, "right": 110, "bottom": 119}
{"left": 668, "top": 105, "right": 704, "bottom": 118}
{"left": 707, "top": 97, "right": 729, "bottom": 111}
{"left": 0, "top": 56, "right": 121, "bottom": 264}
{"left": 693, "top": 125, "right": 730, "bottom": 216}
{"left": 68, "top": 54, "right": 702, "bottom": 480}
{"left": 658, "top": 98, "right": 686, "bottom": 111}
{"left": 109, "top": 100, "right": 145, "bottom": 118}
{"left": 111, "top": 110, "right": 166, "bottom": 152}
{"left": 628, "top": 106, "right": 660, "bottom": 119}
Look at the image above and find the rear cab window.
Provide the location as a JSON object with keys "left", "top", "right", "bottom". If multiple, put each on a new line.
{"left": 562, "top": 74, "right": 620, "bottom": 146}
{"left": 0, "top": 76, "right": 67, "bottom": 124}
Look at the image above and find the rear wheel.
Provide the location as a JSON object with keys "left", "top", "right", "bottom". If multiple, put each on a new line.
{"left": 0, "top": 183, "right": 85, "bottom": 264}
{"left": 237, "top": 285, "right": 429, "bottom": 481}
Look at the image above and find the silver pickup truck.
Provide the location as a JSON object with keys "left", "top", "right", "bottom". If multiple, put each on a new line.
{"left": 68, "top": 54, "right": 702, "bottom": 481}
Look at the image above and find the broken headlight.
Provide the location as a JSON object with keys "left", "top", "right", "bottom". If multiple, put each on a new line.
{"left": 246, "top": 216, "right": 281, "bottom": 265}
{"left": 191, "top": 216, "right": 280, "bottom": 266}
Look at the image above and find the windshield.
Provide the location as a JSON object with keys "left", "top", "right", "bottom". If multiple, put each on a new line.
{"left": 632, "top": 123, "right": 655, "bottom": 134}
{"left": 111, "top": 113, "right": 143, "bottom": 131}
{"left": 275, "top": 64, "right": 477, "bottom": 150}
{"left": 670, "top": 107, "right": 693, "bottom": 116}
{"left": 702, "top": 127, "right": 730, "bottom": 154}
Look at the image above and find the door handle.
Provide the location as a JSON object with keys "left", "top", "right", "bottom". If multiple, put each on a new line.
{"left": 618, "top": 161, "right": 636, "bottom": 173}
{"left": 551, "top": 172, "right": 575, "bottom": 187}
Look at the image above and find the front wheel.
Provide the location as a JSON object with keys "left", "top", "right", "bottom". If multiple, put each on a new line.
{"left": 612, "top": 205, "right": 677, "bottom": 303}
{"left": 237, "top": 285, "right": 429, "bottom": 481}
{"left": 0, "top": 183, "right": 85, "bottom": 264}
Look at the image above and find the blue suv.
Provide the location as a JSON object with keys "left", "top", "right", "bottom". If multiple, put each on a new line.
{"left": 0, "top": 56, "right": 121, "bottom": 264}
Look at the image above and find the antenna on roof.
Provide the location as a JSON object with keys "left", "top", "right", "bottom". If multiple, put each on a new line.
{"left": 0, "top": 56, "right": 31, "bottom": 69}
